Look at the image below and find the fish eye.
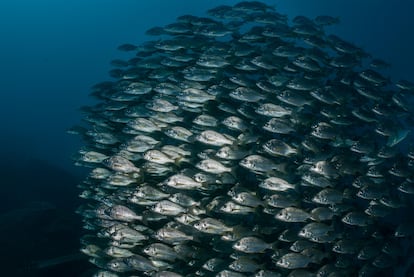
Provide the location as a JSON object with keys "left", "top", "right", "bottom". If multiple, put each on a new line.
{"left": 112, "top": 262, "right": 119, "bottom": 268}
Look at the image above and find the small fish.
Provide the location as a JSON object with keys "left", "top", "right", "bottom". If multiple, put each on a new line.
{"left": 233, "top": 236, "right": 274, "bottom": 253}
{"left": 222, "top": 116, "right": 249, "bottom": 132}
{"left": 265, "top": 193, "right": 299, "bottom": 208}
{"left": 105, "top": 172, "right": 137, "bottom": 187}
{"left": 357, "top": 244, "right": 381, "bottom": 260}
{"left": 314, "top": 15, "right": 340, "bottom": 26}
{"left": 196, "top": 130, "right": 235, "bottom": 146}
{"left": 145, "top": 98, "right": 178, "bottom": 113}
{"left": 259, "top": 177, "right": 297, "bottom": 192}
{"left": 341, "top": 211, "right": 373, "bottom": 227}
{"left": 117, "top": 43, "right": 137, "bottom": 51}
{"left": 396, "top": 79, "right": 414, "bottom": 90}
{"left": 332, "top": 239, "right": 362, "bottom": 254}
{"left": 161, "top": 145, "right": 191, "bottom": 158}
{"left": 202, "top": 257, "right": 227, "bottom": 272}
{"left": 103, "top": 224, "right": 148, "bottom": 244}
{"left": 107, "top": 205, "right": 142, "bottom": 222}
{"left": 143, "top": 243, "right": 181, "bottom": 262}
{"left": 276, "top": 90, "right": 313, "bottom": 107}
{"left": 164, "top": 126, "right": 193, "bottom": 142}
{"left": 229, "top": 256, "right": 263, "bottom": 273}
{"left": 311, "top": 122, "right": 336, "bottom": 140}
{"left": 193, "top": 114, "right": 219, "bottom": 127}
{"left": 386, "top": 129, "right": 409, "bottom": 147}
{"left": 289, "top": 240, "right": 317, "bottom": 253}
{"left": 298, "top": 222, "right": 334, "bottom": 242}
{"left": 255, "top": 103, "right": 292, "bottom": 117}
{"left": 196, "top": 158, "right": 233, "bottom": 174}
{"left": 143, "top": 150, "right": 176, "bottom": 165}
{"left": 134, "top": 185, "right": 169, "bottom": 200}
{"left": 127, "top": 118, "right": 161, "bottom": 133}
{"left": 89, "top": 167, "right": 112, "bottom": 179}
{"left": 106, "top": 258, "right": 133, "bottom": 273}
{"left": 193, "top": 217, "right": 233, "bottom": 234}
{"left": 263, "top": 118, "right": 296, "bottom": 134}
{"left": 230, "top": 87, "right": 266, "bottom": 102}
{"left": 81, "top": 244, "right": 103, "bottom": 258}
{"left": 263, "top": 139, "right": 298, "bottom": 157}
{"left": 220, "top": 201, "right": 256, "bottom": 214}
{"left": 310, "top": 207, "right": 334, "bottom": 221}
{"left": 78, "top": 150, "right": 108, "bottom": 163}
{"left": 240, "top": 155, "right": 287, "bottom": 174}
{"left": 152, "top": 200, "right": 186, "bottom": 216}
{"left": 124, "top": 254, "right": 157, "bottom": 271}
{"left": 301, "top": 172, "right": 332, "bottom": 188}
{"left": 216, "top": 145, "right": 250, "bottom": 160}
{"left": 370, "top": 58, "right": 391, "bottom": 69}
{"left": 163, "top": 174, "right": 203, "bottom": 190}
{"left": 168, "top": 193, "right": 199, "bottom": 207}
{"left": 154, "top": 226, "right": 194, "bottom": 244}
{"left": 103, "top": 156, "right": 140, "bottom": 174}
{"left": 175, "top": 213, "right": 200, "bottom": 226}
{"left": 178, "top": 88, "right": 215, "bottom": 103}
{"left": 394, "top": 222, "right": 414, "bottom": 237}
{"left": 310, "top": 160, "right": 338, "bottom": 179}
{"left": 231, "top": 191, "right": 262, "bottom": 207}
{"left": 105, "top": 246, "right": 135, "bottom": 258}
{"left": 312, "top": 188, "right": 343, "bottom": 205}
{"left": 359, "top": 69, "right": 388, "bottom": 86}
{"left": 275, "top": 252, "right": 311, "bottom": 269}
{"left": 275, "top": 207, "right": 311, "bottom": 223}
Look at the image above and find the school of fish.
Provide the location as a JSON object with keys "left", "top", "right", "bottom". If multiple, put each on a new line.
{"left": 70, "top": 1, "right": 414, "bottom": 276}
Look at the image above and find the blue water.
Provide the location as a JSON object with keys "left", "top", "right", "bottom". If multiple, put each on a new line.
{"left": 0, "top": 0, "right": 413, "bottom": 276}
{"left": 0, "top": 0, "right": 413, "bottom": 173}
{"left": 0, "top": 0, "right": 413, "bottom": 172}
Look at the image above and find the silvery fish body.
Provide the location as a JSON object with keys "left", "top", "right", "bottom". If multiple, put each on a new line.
{"left": 196, "top": 130, "right": 235, "bottom": 146}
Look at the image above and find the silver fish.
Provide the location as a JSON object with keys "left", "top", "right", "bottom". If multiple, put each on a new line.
{"left": 196, "top": 159, "right": 233, "bottom": 174}
{"left": 275, "top": 253, "right": 311, "bottom": 269}
{"left": 196, "top": 130, "right": 235, "bottom": 146}
{"left": 275, "top": 207, "right": 311, "bottom": 223}
{"left": 240, "top": 155, "right": 287, "bottom": 174}
{"left": 193, "top": 217, "right": 233, "bottom": 234}
{"left": 233, "top": 236, "right": 273, "bottom": 253}
{"left": 152, "top": 200, "right": 186, "bottom": 216}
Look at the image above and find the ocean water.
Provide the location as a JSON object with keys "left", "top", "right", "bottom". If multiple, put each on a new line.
{"left": 0, "top": 0, "right": 413, "bottom": 276}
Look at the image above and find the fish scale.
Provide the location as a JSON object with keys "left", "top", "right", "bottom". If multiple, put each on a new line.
{"left": 70, "top": 2, "right": 414, "bottom": 276}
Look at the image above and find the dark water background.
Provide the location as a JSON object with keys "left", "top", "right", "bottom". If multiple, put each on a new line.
{"left": 0, "top": 0, "right": 413, "bottom": 276}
